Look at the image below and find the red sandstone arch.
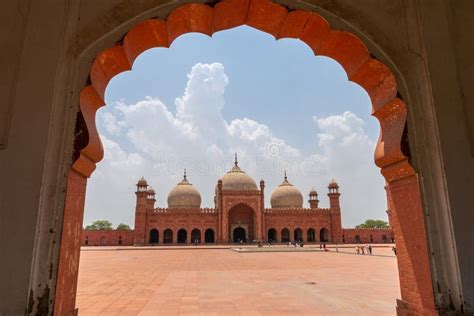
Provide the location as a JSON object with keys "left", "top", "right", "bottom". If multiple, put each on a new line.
{"left": 56, "top": 1, "right": 436, "bottom": 315}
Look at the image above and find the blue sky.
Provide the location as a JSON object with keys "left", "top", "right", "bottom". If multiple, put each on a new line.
{"left": 84, "top": 26, "right": 387, "bottom": 228}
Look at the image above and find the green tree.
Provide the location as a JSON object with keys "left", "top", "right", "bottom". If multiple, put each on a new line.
{"left": 355, "top": 219, "right": 389, "bottom": 229}
{"left": 84, "top": 220, "right": 113, "bottom": 230}
{"left": 116, "top": 223, "right": 131, "bottom": 230}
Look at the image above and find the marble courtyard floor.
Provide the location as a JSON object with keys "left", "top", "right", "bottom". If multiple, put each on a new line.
{"left": 76, "top": 246, "right": 400, "bottom": 315}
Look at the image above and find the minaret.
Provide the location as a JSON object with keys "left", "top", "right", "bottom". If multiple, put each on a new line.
{"left": 146, "top": 186, "right": 156, "bottom": 210}
{"left": 328, "top": 179, "right": 343, "bottom": 243}
{"left": 308, "top": 188, "right": 319, "bottom": 209}
{"left": 134, "top": 177, "right": 148, "bottom": 245}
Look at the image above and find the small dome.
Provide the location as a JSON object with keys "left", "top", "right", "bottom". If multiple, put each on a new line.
{"left": 219, "top": 154, "right": 257, "bottom": 191}
{"left": 167, "top": 171, "right": 201, "bottom": 208}
{"left": 147, "top": 187, "right": 155, "bottom": 194}
{"left": 137, "top": 177, "right": 148, "bottom": 186}
{"left": 309, "top": 188, "right": 318, "bottom": 196}
{"left": 328, "top": 179, "right": 339, "bottom": 188}
{"left": 270, "top": 172, "right": 303, "bottom": 208}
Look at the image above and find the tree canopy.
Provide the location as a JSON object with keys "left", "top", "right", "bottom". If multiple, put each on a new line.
{"left": 116, "top": 223, "right": 131, "bottom": 230}
{"left": 355, "top": 219, "right": 389, "bottom": 229}
{"left": 84, "top": 220, "right": 113, "bottom": 230}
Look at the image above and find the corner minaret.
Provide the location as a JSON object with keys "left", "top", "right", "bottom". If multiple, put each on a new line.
{"left": 328, "top": 179, "right": 343, "bottom": 243}
{"left": 146, "top": 186, "right": 156, "bottom": 210}
{"left": 134, "top": 177, "right": 148, "bottom": 245}
{"left": 308, "top": 188, "right": 319, "bottom": 209}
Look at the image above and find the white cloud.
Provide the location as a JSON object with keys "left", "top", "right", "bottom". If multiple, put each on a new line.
{"left": 85, "top": 62, "right": 386, "bottom": 228}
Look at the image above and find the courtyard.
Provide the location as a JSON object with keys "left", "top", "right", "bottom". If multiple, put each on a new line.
{"left": 76, "top": 245, "right": 400, "bottom": 315}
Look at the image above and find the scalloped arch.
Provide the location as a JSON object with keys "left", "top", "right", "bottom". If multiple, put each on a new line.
{"left": 73, "top": 0, "right": 410, "bottom": 181}
{"left": 59, "top": 1, "right": 437, "bottom": 315}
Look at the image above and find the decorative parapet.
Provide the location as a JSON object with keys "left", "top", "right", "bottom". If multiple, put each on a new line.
{"left": 151, "top": 207, "right": 217, "bottom": 215}
{"left": 343, "top": 227, "right": 392, "bottom": 231}
{"left": 264, "top": 207, "right": 330, "bottom": 214}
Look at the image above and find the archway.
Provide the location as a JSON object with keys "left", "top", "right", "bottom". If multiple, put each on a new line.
{"left": 355, "top": 235, "right": 361, "bottom": 243}
{"left": 100, "top": 237, "right": 106, "bottom": 246}
{"left": 191, "top": 229, "right": 201, "bottom": 243}
{"left": 204, "top": 229, "right": 215, "bottom": 243}
{"left": 307, "top": 228, "right": 316, "bottom": 242}
{"left": 281, "top": 228, "right": 290, "bottom": 242}
{"left": 233, "top": 227, "right": 246, "bottom": 243}
{"left": 177, "top": 229, "right": 187, "bottom": 244}
{"left": 163, "top": 229, "right": 173, "bottom": 244}
{"left": 294, "top": 228, "right": 303, "bottom": 242}
{"left": 228, "top": 203, "right": 255, "bottom": 242}
{"left": 55, "top": 1, "right": 438, "bottom": 315}
{"left": 382, "top": 235, "right": 388, "bottom": 243}
{"left": 319, "top": 228, "right": 329, "bottom": 242}
{"left": 149, "top": 229, "right": 159, "bottom": 244}
{"left": 268, "top": 228, "right": 277, "bottom": 242}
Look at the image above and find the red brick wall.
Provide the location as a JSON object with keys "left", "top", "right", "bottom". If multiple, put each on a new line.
{"left": 342, "top": 228, "right": 394, "bottom": 243}
{"left": 81, "top": 230, "right": 134, "bottom": 246}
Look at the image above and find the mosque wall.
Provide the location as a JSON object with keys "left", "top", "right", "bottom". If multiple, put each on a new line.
{"left": 342, "top": 228, "right": 394, "bottom": 244}
{"left": 81, "top": 230, "right": 134, "bottom": 246}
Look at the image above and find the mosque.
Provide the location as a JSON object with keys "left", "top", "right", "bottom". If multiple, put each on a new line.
{"left": 83, "top": 156, "right": 393, "bottom": 246}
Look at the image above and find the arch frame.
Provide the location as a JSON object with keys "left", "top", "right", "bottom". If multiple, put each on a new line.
{"left": 48, "top": 1, "right": 446, "bottom": 315}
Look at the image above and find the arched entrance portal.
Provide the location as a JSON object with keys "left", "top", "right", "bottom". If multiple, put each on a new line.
{"left": 204, "top": 229, "right": 215, "bottom": 243}
{"left": 228, "top": 203, "right": 255, "bottom": 243}
{"left": 149, "top": 229, "right": 159, "bottom": 244}
{"left": 294, "top": 228, "right": 303, "bottom": 242}
{"left": 268, "top": 228, "right": 277, "bottom": 242}
{"left": 163, "top": 229, "right": 173, "bottom": 244}
{"left": 281, "top": 228, "right": 290, "bottom": 242}
{"left": 177, "top": 229, "right": 187, "bottom": 244}
{"left": 191, "top": 229, "right": 201, "bottom": 243}
{"left": 233, "top": 227, "right": 246, "bottom": 243}
{"left": 320, "top": 228, "right": 329, "bottom": 242}
{"left": 307, "top": 228, "right": 316, "bottom": 242}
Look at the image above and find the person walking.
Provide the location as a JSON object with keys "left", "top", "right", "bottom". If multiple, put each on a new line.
{"left": 368, "top": 244, "right": 372, "bottom": 255}
{"left": 361, "top": 246, "right": 365, "bottom": 255}
{"left": 356, "top": 246, "right": 360, "bottom": 255}
{"left": 392, "top": 246, "right": 397, "bottom": 256}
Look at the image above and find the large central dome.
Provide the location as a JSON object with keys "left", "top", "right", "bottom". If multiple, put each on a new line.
{"left": 167, "top": 171, "right": 201, "bottom": 208}
{"left": 270, "top": 172, "right": 303, "bottom": 208}
{"left": 219, "top": 155, "right": 257, "bottom": 191}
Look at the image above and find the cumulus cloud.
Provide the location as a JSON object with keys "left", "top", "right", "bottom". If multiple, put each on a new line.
{"left": 84, "top": 62, "right": 386, "bottom": 228}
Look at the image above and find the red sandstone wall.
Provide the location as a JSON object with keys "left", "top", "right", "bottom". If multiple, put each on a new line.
{"left": 342, "top": 228, "right": 394, "bottom": 243}
{"left": 264, "top": 210, "right": 332, "bottom": 242}
{"left": 81, "top": 230, "right": 134, "bottom": 246}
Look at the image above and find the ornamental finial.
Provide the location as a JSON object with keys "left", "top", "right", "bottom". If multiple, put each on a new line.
{"left": 234, "top": 153, "right": 238, "bottom": 166}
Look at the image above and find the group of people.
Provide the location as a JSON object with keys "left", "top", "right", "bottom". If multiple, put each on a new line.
{"left": 286, "top": 240, "right": 305, "bottom": 247}
{"left": 355, "top": 244, "right": 373, "bottom": 255}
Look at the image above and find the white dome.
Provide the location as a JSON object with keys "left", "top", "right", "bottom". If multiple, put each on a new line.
{"left": 167, "top": 173, "right": 201, "bottom": 208}
{"left": 270, "top": 173, "right": 303, "bottom": 208}
{"left": 219, "top": 164, "right": 258, "bottom": 191}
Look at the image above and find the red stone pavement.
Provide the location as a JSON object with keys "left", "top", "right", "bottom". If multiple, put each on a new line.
{"left": 76, "top": 246, "right": 400, "bottom": 315}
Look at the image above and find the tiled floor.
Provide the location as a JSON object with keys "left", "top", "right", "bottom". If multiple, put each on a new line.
{"left": 76, "top": 246, "right": 400, "bottom": 315}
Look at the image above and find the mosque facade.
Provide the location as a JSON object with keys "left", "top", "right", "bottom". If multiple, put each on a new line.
{"left": 83, "top": 157, "right": 393, "bottom": 246}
